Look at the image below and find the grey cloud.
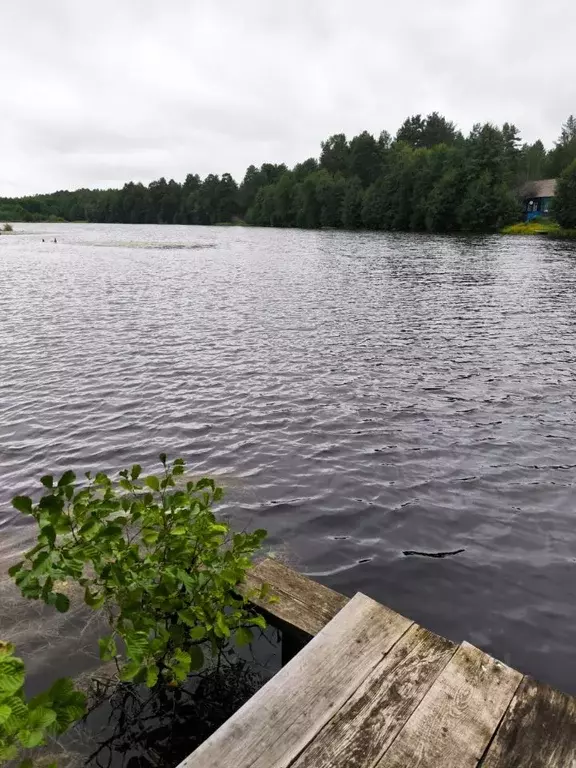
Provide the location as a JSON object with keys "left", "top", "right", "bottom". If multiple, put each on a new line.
{"left": 1, "top": 0, "right": 575, "bottom": 195}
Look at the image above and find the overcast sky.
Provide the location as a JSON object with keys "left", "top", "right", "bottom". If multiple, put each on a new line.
{"left": 1, "top": 0, "right": 575, "bottom": 196}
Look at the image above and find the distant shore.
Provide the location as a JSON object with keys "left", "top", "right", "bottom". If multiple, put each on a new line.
{"left": 500, "top": 220, "right": 576, "bottom": 238}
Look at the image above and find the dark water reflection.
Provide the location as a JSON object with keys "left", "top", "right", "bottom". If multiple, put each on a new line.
{"left": 2, "top": 223, "right": 576, "bottom": 694}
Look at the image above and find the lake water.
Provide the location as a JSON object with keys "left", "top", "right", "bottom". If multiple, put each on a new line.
{"left": 2, "top": 222, "right": 576, "bottom": 694}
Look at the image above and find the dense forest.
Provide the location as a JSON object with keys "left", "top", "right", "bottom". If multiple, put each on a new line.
{"left": 3, "top": 113, "right": 576, "bottom": 233}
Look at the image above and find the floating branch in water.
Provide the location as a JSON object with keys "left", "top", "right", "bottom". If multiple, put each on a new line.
{"left": 403, "top": 548, "right": 465, "bottom": 558}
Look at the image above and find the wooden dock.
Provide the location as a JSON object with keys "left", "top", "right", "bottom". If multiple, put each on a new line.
{"left": 179, "top": 558, "right": 576, "bottom": 768}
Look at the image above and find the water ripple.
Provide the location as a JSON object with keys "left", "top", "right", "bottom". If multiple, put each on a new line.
{"left": 2, "top": 224, "right": 576, "bottom": 693}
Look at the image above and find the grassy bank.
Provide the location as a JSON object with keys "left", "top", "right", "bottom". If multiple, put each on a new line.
{"left": 501, "top": 220, "right": 576, "bottom": 238}
{"left": 501, "top": 220, "right": 561, "bottom": 235}
{"left": 214, "top": 217, "right": 248, "bottom": 227}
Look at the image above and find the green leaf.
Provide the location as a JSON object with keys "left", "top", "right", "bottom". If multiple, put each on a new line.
{"left": 0, "top": 657, "right": 25, "bottom": 695}
{"left": 84, "top": 587, "right": 104, "bottom": 609}
{"left": 159, "top": 453, "right": 167, "bottom": 466}
{"left": 131, "top": 464, "right": 142, "bottom": 480}
{"left": 79, "top": 518, "right": 99, "bottom": 537}
{"left": 8, "top": 562, "right": 23, "bottom": 578}
{"left": 172, "top": 648, "right": 191, "bottom": 677}
{"left": 211, "top": 523, "right": 228, "bottom": 534}
{"left": 235, "top": 627, "right": 253, "bottom": 646}
{"left": 18, "top": 729, "right": 45, "bottom": 748}
{"left": 215, "top": 613, "right": 230, "bottom": 639}
{"left": 98, "top": 635, "right": 117, "bottom": 662}
{"left": 54, "top": 593, "right": 70, "bottom": 613}
{"left": 0, "top": 703, "right": 12, "bottom": 725}
{"left": 189, "top": 626, "right": 206, "bottom": 641}
{"left": 174, "top": 648, "right": 190, "bottom": 665}
{"left": 5, "top": 694, "right": 27, "bottom": 722}
{"left": 101, "top": 524, "right": 123, "bottom": 539}
{"left": 250, "top": 614, "right": 266, "bottom": 630}
{"left": 142, "top": 528, "right": 159, "bottom": 546}
{"left": 12, "top": 496, "right": 33, "bottom": 515}
{"left": 48, "top": 678, "right": 75, "bottom": 700}
{"left": 30, "top": 551, "right": 50, "bottom": 575}
{"left": 119, "top": 661, "right": 141, "bottom": 682}
{"left": 38, "top": 495, "right": 64, "bottom": 514}
{"left": 145, "top": 475, "right": 160, "bottom": 491}
{"left": 40, "top": 475, "right": 54, "bottom": 488}
{"left": 40, "top": 524, "right": 56, "bottom": 547}
{"left": 189, "top": 645, "right": 204, "bottom": 671}
{"left": 0, "top": 745, "right": 18, "bottom": 762}
{"left": 145, "top": 664, "right": 159, "bottom": 688}
{"left": 28, "top": 706, "right": 57, "bottom": 729}
{"left": 58, "top": 470, "right": 76, "bottom": 487}
{"left": 124, "top": 631, "right": 149, "bottom": 662}
{"left": 59, "top": 696, "right": 86, "bottom": 725}
{"left": 119, "top": 478, "right": 133, "bottom": 492}
{"left": 177, "top": 609, "right": 196, "bottom": 627}
{"left": 173, "top": 458, "right": 185, "bottom": 476}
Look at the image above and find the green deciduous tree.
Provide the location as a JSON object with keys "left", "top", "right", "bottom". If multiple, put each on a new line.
{"left": 457, "top": 171, "right": 519, "bottom": 231}
{"left": 319, "top": 134, "right": 350, "bottom": 175}
{"left": 420, "top": 112, "right": 458, "bottom": 148}
{"left": 425, "top": 167, "right": 465, "bottom": 232}
{"left": 546, "top": 115, "right": 576, "bottom": 178}
{"left": 396, "top": 114, "right": 426, "bottom": 148}
{"left": 341, "top": 177, "right": 364, "bottom": 229}
{"left": 520, "top": 140, "right": 547, "bottom": 182}
{"left": 349, "top": 131, "right": 381, "bottom": 187}
{"left": 9, "top": 110, "right": 576, "bottom": 232}
{"left": 553, "top": 159, "right": 576, "bottom": 228}
{"left": 316, "top": 171, "right": 346, "bottom": 228}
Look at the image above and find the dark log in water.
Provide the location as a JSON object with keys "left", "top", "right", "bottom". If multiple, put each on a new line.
{"left": 403, "top": 549, "right": 466, "bottom": 558}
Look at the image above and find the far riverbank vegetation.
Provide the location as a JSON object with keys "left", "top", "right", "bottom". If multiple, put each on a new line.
{"left": 4, "top": 114, "right": 576, "bottom": 234}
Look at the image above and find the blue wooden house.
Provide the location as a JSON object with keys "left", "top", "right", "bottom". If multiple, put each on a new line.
{"left": 521, "top": 179, "right": 557, "bottom": 221}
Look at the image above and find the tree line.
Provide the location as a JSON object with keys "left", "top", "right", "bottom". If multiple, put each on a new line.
{"left": 3, "top": 113, "right": 576, "bottom": 233}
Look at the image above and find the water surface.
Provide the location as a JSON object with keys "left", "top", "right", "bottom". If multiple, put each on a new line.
{"left": 2, "top": 222, "right": 576, "bottom": 693}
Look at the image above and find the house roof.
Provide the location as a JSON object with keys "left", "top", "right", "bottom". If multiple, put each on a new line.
{"left": 520, "top": 178, "right": 557, "bottom": 199}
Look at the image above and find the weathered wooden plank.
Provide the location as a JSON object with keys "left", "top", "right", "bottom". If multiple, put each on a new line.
{"left": 480, "top": 676, "right": 576, "bottom": 768}
{"left": 375, "top": 641, "right": 522, "bottom": 768}
{"left": 178, "top": 593, "right": 412, "bottom": 768}
{"left": 241, "top": 557, "right": 349, "bottom": 636}
{"left": 291, "top": 624, "right": 457, "bottom": 768}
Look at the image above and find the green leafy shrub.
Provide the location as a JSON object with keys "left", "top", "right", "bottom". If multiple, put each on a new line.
{"left": 1, "top": 223, "right": 13, "bottom": 232}
{"left": 0, "top": 641, "right": 86, "bottom": 764}
{"left": 10, "top": 456, "right": 268, "bottom": 689}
